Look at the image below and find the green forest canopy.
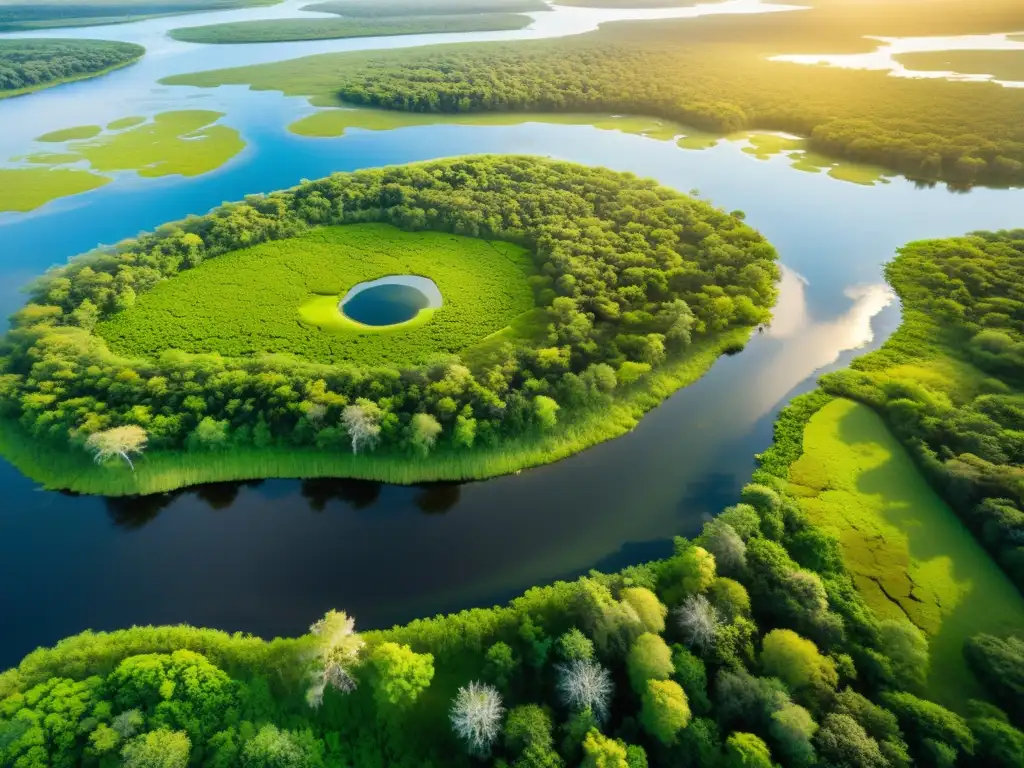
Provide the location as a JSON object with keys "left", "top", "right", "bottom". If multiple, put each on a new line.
{"left": 168, "top": 0, "right": 1024, "bottom": 187}
{"left": 0, "top": 38, "right": 143, "bottom": 96}
{"left": 0, "top": 0, "right": 281, "bottom": 31}
{"left": 0, "top": 156, "right": 777, "bottom": 471}
{"left": 168, "top": 14, "right": 532, "bottom": 44}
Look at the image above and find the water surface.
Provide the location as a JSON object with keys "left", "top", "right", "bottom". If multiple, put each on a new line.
{"left": 341, "top": 275, "right": 439, "bottom": 326}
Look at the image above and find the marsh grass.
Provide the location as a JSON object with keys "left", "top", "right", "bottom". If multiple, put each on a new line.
{"left": 789, "top": 398, "right": 1024, "bottom": 705}
{"left": 0, "top": 329, "right": 748, "bottom": 495}
{"left": 98, "top": 224, "right": 537, "bottom": 368}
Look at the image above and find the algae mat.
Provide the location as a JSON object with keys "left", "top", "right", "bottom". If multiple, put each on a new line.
{"left": 789, "top": 398, "right": 1024, "bottom": 704}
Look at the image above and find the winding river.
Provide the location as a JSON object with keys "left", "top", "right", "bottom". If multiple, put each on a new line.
{"left": 2, "top": 0, "right": 1023, "bottom": 669}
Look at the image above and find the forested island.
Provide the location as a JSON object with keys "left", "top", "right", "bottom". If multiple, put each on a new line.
{"left": 0, "top": 39, "right": 144, "bottom": 98}
{"left": 168, "top": 0, "right": 1024, "bottom": 187}
{"left": 0, "top": 0, "right": 281, "bottom": 31}
{"left": 0, "top": 156, "right": 777, "bottom": 495}
{"left": 169, "top": 14, "right": 533, "bottom": 45}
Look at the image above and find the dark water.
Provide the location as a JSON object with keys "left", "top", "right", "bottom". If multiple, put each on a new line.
{"left": 2, "top": 58, "right": 1024, "bottom": 670}
{"left": 342, "top": 283, "right": 431, "bottom": 326}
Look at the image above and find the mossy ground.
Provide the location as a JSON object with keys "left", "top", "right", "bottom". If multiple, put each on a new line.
{"left": 36, "top": 125, "right": 102, "bottom": 142}
{"left": 0, "top": 328, "right": 748, "bottom": 496}
{"left": 98, "top": 223, "right": 537, "bottom": 368}
{"left": 788, "top": 397, "right": 1024, "bottom": 705}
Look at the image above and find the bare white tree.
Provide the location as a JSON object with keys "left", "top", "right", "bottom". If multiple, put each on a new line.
{"left": 342, "top": 402, "right": 381, "bottom": 455}
{"left": 85, "top": 425, "right": 147, "bottom": 471}
{"left": 675, "top": 594, "right": 720, "bottom": 653}
{"left": 306, "top": 610, "right": 364, "bottom": 708}
{"left": 700, "top": 519, "right": 747, "bottom": 574}
{"left": 556, "top": 659, "right": 614, "bottom": 722}
{"left": 450, "top": 681, "right": 504, "bottom": 756}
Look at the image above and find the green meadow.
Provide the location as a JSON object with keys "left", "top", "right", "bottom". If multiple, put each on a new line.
{"left": 0, "top": 168, "right": 110, "bottom": 212}
{"left": 788, "top": 397, "right": 1024, "bottom": 705}
{"left": 98, "top": 223, "right": 537, "bottom": 369}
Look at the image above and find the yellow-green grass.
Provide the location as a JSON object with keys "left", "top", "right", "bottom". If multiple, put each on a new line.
{"left": 168, "top": 14, "right": 532, "bottom": 44}
{"left": 0, "top": 168, "right": 110, "bottom": 212}
{"left": 20, "top": 152, "right": 82, "bottom": 164}
{"left": 289, "top": 107, "right": 687, "bottom": 140}
{"left": 97, "top": 223, "right": 537, "bottom": 369}
{"left": 788, "top": 398, "right": 1024, "bottom": 706}
{"left": 67, "top": 110, "right": 244, "bottom": 178}
{"left": 0, "top": 327, "right": 747, "bottom": 496}
{"left": 107, "top": 115, "right": 145, "bottom": 130}
{"left": 36, "top": 125, "right": 102, "bottom": 142}
{"left": 895, "top": 49, "right": 1024, "bottom": 82}
{"left": 739, "top": 132, "right": 804, "bottom": 159}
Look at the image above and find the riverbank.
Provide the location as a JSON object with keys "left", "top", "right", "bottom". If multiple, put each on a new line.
{"left": 0, "top": 327, "right": 749, "bottom": 496}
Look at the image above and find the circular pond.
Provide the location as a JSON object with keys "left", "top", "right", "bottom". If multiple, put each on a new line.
{"left": 339, "top": 275, "right": 442, "bottom": 327}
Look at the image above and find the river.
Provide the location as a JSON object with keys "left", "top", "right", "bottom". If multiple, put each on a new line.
{"left": 1, "top": 0, "right": 1023, "bottom": 669}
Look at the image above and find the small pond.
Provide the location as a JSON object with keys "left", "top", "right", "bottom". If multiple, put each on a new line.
{"left": 340, "top": 275, "right": 442, "bottom": 327}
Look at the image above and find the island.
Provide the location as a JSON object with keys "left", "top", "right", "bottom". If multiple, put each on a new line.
{"left": 0, "top": 155, "right": 778, "bottom": 495}
{"left": 0, "top": 0, "right": 281, "bottom": 32}
{"left": 0, "top": 38, "right": 144, "bottom": 99}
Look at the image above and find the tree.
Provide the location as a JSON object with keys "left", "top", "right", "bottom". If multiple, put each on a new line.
{"left": 240, "top": 725, "right": 313, "bottom": 768}
{"left": 368, "top": 641, "right": 434, "bottom": 708}
{"left": 505, "top": 704, "right": 554, "bottom": 754}
{"left": 534, "top": 395, "right": 560, "bottom": 430}
{"left": 708, "top": 577, "right": 751, "bottom": 622}
{"left": 964, "top": 634, "right": 1024, "bottom": 718}
{"left": 815, "top": 714, "right": 887, "bottom": 768}
{"left": 485, "top": 641, "right": 519, "bottom": 691}
{"left": 85, "top": 425, "right": 147, "bottom": 470}
{"left": 881, "top": 692, "right": 975, "bottom": 763}
{"left": 342, "top": 400, "right": 381, "bottom": 454}
{"left": 620, "top": 587, "right": 667, "bottom": 634}
{"left": 188, "top": 417, "right": 229, "bottom": 451}
{"left": 557, "top": 659, "right": 614, "bottom": 722}
{"left": 557, "top": 628, "right": 595, "bottom": 662}
{"left": 121, "top": 729, "right": 190, "bottom": 768}
{"left": 659, "top": 544, "right": 716, "bottom": 604}
{"left": 640, "top": 679, "right": 691, "bottom": 745}
{"left": 306, "top": 610, "right": 363, "bottom": 708}
{"left": 770, "top": 702, "right": 818, "bottom": 767}
{"left": 672, "top": 645, "right": 711, "bottom": 715}
{"left": 627, "top": 633, "right": 674, "bottom": 693}
{"left": 760, "top": 629, "right": 837, "bottom": 694}
{"left": 675, "top": 594, "right": 720, "bottom": 653}
{"left": 725, "top": 732, "right": 773, "bottom": 768}
{"left": 581, "top": 729, "right": 629, "bottom": 768}
{"left": 451, "top": 681, "right": 504, "bottom": 757}
{"left": 878, "top": 619, "right": 929, "bottom": 691}
{"left": 409, "top": 412, "right": 442, "bottom": 456}
{"left": 970, "top": 715, "right": 1024, "bottom": 768}
{"left": 700, "top": 519, "right": 747, "bottom": 575}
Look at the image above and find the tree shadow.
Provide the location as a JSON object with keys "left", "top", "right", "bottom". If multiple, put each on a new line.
{"left": 413, "top": 482, "right": 462, "bottom": 516}
{"left": 300, "top": 478, "right": 382, "bottom": 512}
{"left": 105, "top": 492, "right": 180, "bottom": 530}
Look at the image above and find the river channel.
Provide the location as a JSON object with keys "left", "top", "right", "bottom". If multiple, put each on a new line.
{"left": 1, "top": 0, "right": 1023, "bottom": 668}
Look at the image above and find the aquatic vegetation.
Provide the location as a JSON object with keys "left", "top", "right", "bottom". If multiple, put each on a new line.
{"left": 99, "top": 224, "right": 536, "bottom": 368}
{"left": 0, "top": 38, "right": 143, "bottom": 98}
{"left": 789, "top": 397, "right": 1024, "bottom": 704}
{"left": 0, "top": 167, "right": 110, "bottom": 212}
{"left": 169, "top": 14, "right": 533, "bottom": 44}
{"left": 36, "top": 124, "right": 102, "bottom": 142}
{"left": 304, "top": 0, "right": 548, "bottom": 17}
{"left": 107, "top": 115, "right": 145, "bottom": 130}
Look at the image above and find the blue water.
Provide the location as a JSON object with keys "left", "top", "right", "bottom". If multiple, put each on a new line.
{"left": 1, "top": 1, "right": 1024, "bottom": 669}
